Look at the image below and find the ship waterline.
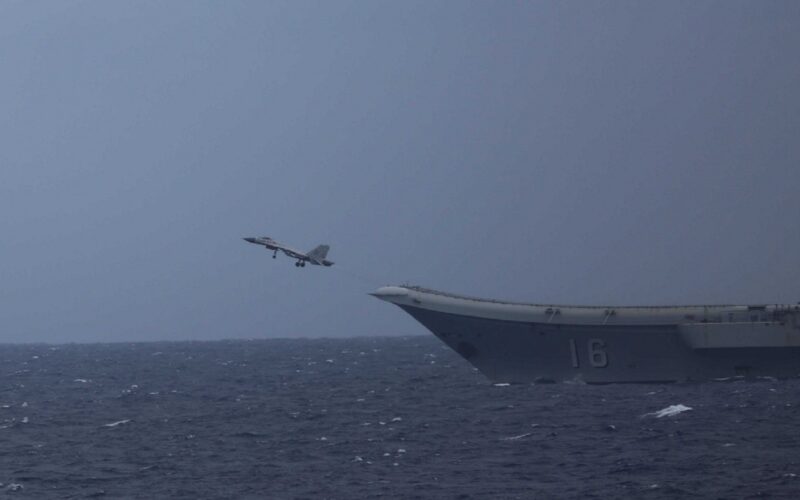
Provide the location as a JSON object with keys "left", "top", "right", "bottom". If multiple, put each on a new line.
{"left": 372, "top": 286, "right": 800, "bottom": 383}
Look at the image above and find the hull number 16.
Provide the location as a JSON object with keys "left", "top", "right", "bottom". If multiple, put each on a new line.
{"left": 569, "top": 338, "right": 608, "bottom": 368}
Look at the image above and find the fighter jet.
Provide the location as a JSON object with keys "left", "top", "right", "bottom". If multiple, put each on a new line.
{"left": 243, "top": 236, "right": 334, "bottom": 267}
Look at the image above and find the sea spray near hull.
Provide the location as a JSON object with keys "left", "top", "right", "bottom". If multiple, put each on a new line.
{"left": 373, "top": 286, "right": 800, "bottom": 383}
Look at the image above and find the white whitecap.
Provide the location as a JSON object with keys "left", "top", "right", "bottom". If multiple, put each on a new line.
{"left": 563, "top": 374, "right": 587, "bottom": 385}
{"left": 104, "top": 419, "right": 131, "bottom": 428}
{"left": 643, "top": 404, "right": 692, "bottom": 418}
{"left": 501, "top": 432, "right": 532, "bottom": 441}
{"left": 493, "top": 383, "right": 511, "bottom": 387}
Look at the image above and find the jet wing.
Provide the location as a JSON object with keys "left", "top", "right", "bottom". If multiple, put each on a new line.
{"left": 277, "top": 245, "right": 308, "bottom": 260}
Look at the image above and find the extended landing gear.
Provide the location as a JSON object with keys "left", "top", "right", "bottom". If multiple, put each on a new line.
{"left": 295, "top": 261, "right": 306, "bottom": 268}
{"left": 272, "top": 250, "right": 277, "bottom": 259}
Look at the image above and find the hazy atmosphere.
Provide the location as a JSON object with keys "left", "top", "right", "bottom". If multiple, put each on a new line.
{"left": 2, "top": 1, "right": 799, "bottom": 343}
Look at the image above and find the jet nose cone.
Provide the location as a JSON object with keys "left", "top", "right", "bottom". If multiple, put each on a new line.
{"left": 243, "top": 237, "right": 257, "bottom": 244}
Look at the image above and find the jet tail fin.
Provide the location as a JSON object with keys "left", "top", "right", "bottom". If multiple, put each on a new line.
{"left": 307, "top": 244, "right": 330, "bottom": 264}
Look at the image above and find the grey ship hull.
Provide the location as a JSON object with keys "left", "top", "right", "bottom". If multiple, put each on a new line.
{"left": 373, "top": 286, "right": 800, "bottom": 383}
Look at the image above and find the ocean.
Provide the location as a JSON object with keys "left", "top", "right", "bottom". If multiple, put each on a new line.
{"left": 1, "top": 336, "right": 798, "bottom": 498}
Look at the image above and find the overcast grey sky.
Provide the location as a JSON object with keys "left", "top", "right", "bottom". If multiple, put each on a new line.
{"left": 1, "top": 1, "right": 799, "bottom": 343}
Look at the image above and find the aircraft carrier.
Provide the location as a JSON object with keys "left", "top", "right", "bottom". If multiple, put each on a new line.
{"left": 371, "top": 285, "right": 800, "bottom": 383}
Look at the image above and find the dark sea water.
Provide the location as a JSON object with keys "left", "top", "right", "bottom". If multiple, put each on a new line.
{"left": 1, "top": 336, "right": 798, "bottom": 499}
